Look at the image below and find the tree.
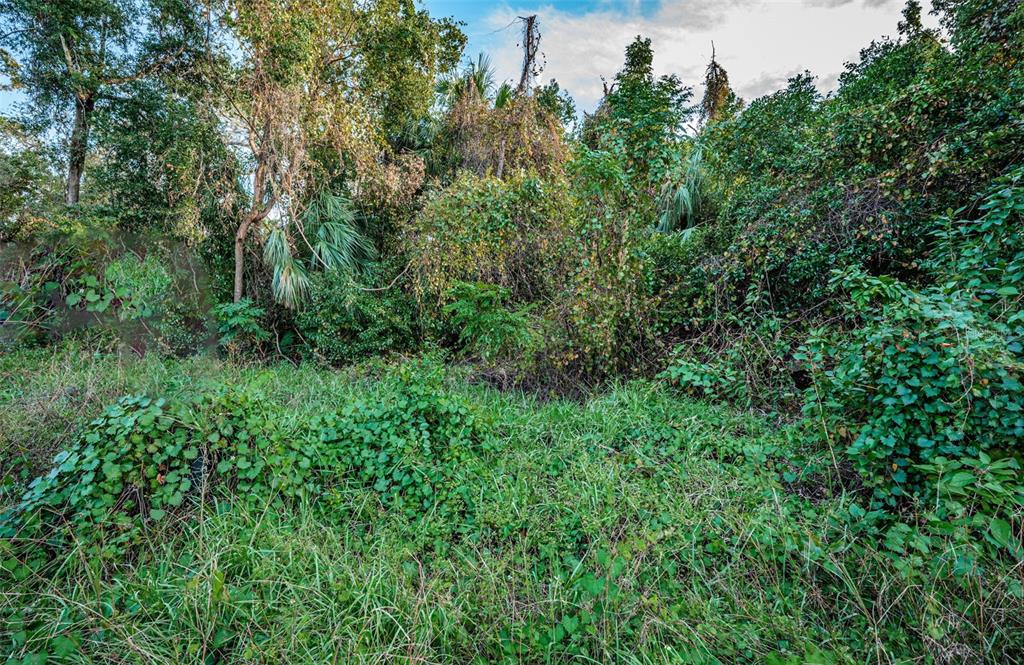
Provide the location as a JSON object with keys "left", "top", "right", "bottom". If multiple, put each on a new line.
{"left": 0, "top": 0, "right": 208, "bottom": 205}
{"left": 223, "top": 0, "right": 463, "bottom": 303}
{"left": 535, "top": 79, "right": 576, "bottom": 129}
{"left": 700, "top": 45, "right": 740, "bottom": 125}
{"left": 582, "top": 37, "right": 693, "bottom": 192}
{"left": 88, "top": 75, "right": 238, "bottom": 239}
{"left": 0, "top": 117, "right": 59, "bottom": 235}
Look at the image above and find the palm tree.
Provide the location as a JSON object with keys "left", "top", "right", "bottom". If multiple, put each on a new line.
{"left": 263, "top": 191, "right": 375, "bottom": 308}
{"left": 436, "top": 53, "right": 498, "bottom": 110}
{"left": 657, "top": 144, "right": 708, "bottom": 233}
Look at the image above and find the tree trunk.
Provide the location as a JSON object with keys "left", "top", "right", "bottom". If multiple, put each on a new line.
{"left": 66, "top": 93, "right": 95, "bottom": 205}
{"left": 233, "top": 124, "right": 276, "bottom": 303}
{"left": 495, "top": 139, "right": 507, "bottom": 179}
{"left": 233, "top": 214, "right": 255, "bottom": 303}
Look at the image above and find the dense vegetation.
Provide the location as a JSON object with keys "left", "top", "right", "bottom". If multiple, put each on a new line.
{"left": 1, "top": 0, "right": 1023, "bottom": 662}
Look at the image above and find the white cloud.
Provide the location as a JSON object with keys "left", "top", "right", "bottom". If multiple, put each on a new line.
{"left": 478, "top": 0, "right": 932, "bottom": 112}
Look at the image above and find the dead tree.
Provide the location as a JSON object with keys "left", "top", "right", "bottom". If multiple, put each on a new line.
{"left": 516, "top": 15, "right": 541, "bottom": 94}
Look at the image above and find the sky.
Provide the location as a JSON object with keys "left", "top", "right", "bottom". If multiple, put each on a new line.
{"left": 0, "top": 0, "right": 935, "bottom": 117}
{"left": 425, "top": 0, "right": 938, "bottom": 111}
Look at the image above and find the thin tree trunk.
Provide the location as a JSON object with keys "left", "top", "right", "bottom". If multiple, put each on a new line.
{"left": 65, "top": 93, "right": 95, "bottom": 205}
{"left": 516, "top": 15, "right": 538, "bottom": 94}
{"left": 233, "top": 156, "right": 275, "bottom": 303}
{"left": 233, "top": 216, "right": 254, "bottom": 303}
{"left": 496, "top": 139, "right": 506, "bottom": 179}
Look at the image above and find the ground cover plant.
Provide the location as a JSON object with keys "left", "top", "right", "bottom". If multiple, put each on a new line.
{"left": 1, "top": 0, "right": 1023, "bottom": 661}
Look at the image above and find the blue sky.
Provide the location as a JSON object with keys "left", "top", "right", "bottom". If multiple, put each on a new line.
{"left": 2, "top": 1, "right": 930, "bottom": 116}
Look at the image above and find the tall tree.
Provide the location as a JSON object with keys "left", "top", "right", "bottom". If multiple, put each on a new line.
{"left": 700, "top": 45, "right": 740, "bottom": 125}
{"left": 583, "top": 36, "right": 693, "bottom": 193}
{"left": 0, "top": 0, "right": 207, "bottom": 204}
{"left": 223, "top": 0, "right": 463, "bottom": 303}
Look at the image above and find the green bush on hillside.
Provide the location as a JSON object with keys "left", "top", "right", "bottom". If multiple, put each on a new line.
{"left": 803, "top": 169, "right": 1024, "bottom": 509}
{"left": 804, "top": 270, "right": 1023, "bottom": 505}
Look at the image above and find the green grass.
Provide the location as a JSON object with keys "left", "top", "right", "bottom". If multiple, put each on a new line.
{"left": 2, "top": 344, "right": 1022, "bottom": 663}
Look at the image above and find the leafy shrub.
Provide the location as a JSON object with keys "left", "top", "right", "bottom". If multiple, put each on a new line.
{"left": 644, "top": 227, "right": 709, "bottom": 335}
{"left": 657, "top": 314, "right": 804, "bottom": 412}
{"left": 2, "top": 367, "right": 497, "bottom": 558}
{"left": 929, "top": 165, "right": 1024, "bottom": 324}
{"left": 804, "top": 270, "right": 1023, "bottom": 504}
{"left": 554, "top": 148, "right": 659, "bottom": 379}
{"left": 319, "top": 371, "right": 496, "bottom": 525}
{"left": 295, "top": 266, "right": 420, "bottom": 364}
{"left": 3, "top": 394, "right": 205, "bottom": 555}
{"left": 660, "top": 354, "right": 746, "bottom": 404}
{"left": 917, "top": 451, "right": 1024, "bottom": 554}
{"left": 408, "top": 171, "right": 575, "bottom": 304}
{"left": 213, "top": 299, "right": 270, "bottom": 354}
{"left": 0, "top": 386, "right": 325, "bottom": 555}
{"left": 444, "top": 281, "right": 535, "bottom": 363}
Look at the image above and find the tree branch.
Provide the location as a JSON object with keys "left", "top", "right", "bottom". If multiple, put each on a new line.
{"left": 103, "top": 44, "right": 187, "bottom": 87}
{"left": 59, "top": 34, "right": 77, "bottom": 74}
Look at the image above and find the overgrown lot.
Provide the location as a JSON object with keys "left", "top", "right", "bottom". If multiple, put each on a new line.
{"left": 2, "top": 0, "right": 1023, "bottom": 661}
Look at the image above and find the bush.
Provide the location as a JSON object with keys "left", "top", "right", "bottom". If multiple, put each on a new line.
{"left": 213, "top": 299, "right": 271, "bottom": 355}
{"left": 408, "top": 171, "right": 575, "bottom": 305}
{"left": 3, "top": 394, "right": 207, "bottom": 556}
{"left": 929, "top": 165, "right": 1024, "bottom": 324}
{"left": 660, "top": 354, "right": 746, "bottom": 404}
{"left": 318, "top": 369, "right": 496, "bottom": 525}
{"left": 803, "top": 269, "right": 1023, "bottom": 504}
{"left": 444, "top": 281, "right": 536, "bottom": 363}
{"left": 1, "top": 368, "right": 497, "bottom": 556}
{"left": 295, "top": 266, "right": 420, "bottom": 364}
{"left": 0, "top": 387, "right": 322, "bottom": 557}
{"left": 552, "top": 149, "right": 661, "bottom": 379}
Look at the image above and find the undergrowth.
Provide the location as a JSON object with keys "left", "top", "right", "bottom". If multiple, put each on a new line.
{"left": 1, "top": 345, "right": 1022, "bottom": 663}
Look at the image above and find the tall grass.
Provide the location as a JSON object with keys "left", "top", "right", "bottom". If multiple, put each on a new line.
{"left": 2, "top": 346, "right": 1022, "bottom": 663}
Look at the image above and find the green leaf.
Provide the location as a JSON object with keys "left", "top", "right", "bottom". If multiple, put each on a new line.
{"left": 990, "top": 518, "right": 1013, "bottom": 548}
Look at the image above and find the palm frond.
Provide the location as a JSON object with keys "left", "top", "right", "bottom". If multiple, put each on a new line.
{"left": 271, "top": 257, "right": 310, "bottom": 310}
{"left": 300, "top": 191, "right": 376, "bottom": 272}
{"left": 437, "top": 52, "right": 497, "bottom": 110}
{"left": 494, "top": 82, "right": 514, "bottom": 109}
{"left": 262, "top": 192, "right": 374, "bottom": 309}
{"left": 264, "top": 226, "right": 292, "bottom": 267}
{"left": 657, "top": 144, "right": 708, "bottom": 233}
{"left": 470, "top": 53, "right": 496, "bottom": 99}
{"left": 263, "top": 226, "right": 309, "bottom": 309}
